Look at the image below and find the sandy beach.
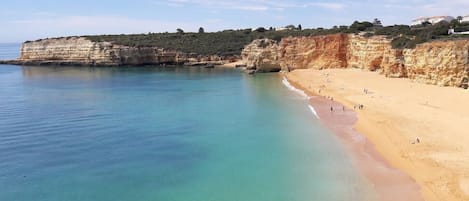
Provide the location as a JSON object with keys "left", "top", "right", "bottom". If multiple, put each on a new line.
{"left": 216, "top": 60, "right": 245, "bottom": 68}
{"left": 286, "top": 69, "right": 469, "bottom": 201}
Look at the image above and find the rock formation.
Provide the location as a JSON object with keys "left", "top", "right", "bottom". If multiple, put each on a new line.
{"left": 14, "top": 37, "right": 231, "bottom": 66}
{"left": 279, "top": 34, "right": 349, "bottom": 70}
{"left": 403, "top": 40, "right": 469, "bottom": 86}
{"left": 5, "top": 34, "right": 469, "bottom": 88}
{"left": 241, "top": 39, "right": 281, "bottom": 72}
{"left": 242, "top": 34, "right": 469, "bottom": 87}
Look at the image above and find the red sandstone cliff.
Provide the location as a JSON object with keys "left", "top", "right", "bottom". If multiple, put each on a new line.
{"left": 279, "top": 34, "right": 349, "bottom": 70}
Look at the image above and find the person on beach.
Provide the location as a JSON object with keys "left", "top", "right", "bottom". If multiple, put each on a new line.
{"left": 357, "top": 104, "right": 364, "bottom": 110}
{"left": 330, "top": 107, "right": 333, "bottom": 112}
{"left": 343, "top": 106, "right": 345, "bottom": 111}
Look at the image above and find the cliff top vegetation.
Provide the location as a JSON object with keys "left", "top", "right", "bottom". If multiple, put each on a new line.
{"left": 30, "top": 20, "right": 469, "bottom": 55}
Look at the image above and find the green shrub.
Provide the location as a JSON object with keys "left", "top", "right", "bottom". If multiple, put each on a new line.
{"left": 81, "top": 20, "right": 469, "bottom": 55}
{"left": 391, "top": 37, "right": 412, "bottom": 49}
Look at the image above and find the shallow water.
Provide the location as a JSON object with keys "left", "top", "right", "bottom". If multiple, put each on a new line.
{"left": 0, "top": 65, "right": 374, "bottom": 201}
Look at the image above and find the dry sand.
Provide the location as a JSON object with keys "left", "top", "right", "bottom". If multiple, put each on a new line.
{"left": 216, "top": 60, "right": 245, "bottom": 68}
{"left": 286, "top": 68, "right": 469, "bottom": 201}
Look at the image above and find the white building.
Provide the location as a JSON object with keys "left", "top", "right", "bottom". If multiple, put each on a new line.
{"left": 275, "top": 26, "right": 295, "bottom": 31}
{"left": 462, "top": 15, "right": 469, "bottom": 23}
{"left": 411, "top": 16, "right": 455, "bottom": 26}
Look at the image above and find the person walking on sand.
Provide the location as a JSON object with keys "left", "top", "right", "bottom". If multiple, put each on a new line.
{"left": 330, "top": 107, "right": 333, "bottom": 112}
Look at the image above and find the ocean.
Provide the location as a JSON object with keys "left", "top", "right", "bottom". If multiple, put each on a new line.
{"left": 0, "top": 45, "right": 375, "bottom": 201}
{"left": 0, "top": 43, "right": 21, "bottom": 60}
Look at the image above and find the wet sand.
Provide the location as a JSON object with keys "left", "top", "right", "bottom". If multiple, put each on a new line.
{"left": 285, "top": 68, "right": 469, "bottom": 201}
{"left": 308, "top": 96, "right": 422, "bottom": 201}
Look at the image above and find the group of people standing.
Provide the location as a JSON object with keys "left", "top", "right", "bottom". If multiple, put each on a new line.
{"left": 354, "top": 104, "right": 365, "bottom": 110}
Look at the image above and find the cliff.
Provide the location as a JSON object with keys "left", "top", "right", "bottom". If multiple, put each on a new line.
{"left": 14, "top": 37, "right": 230, "bottom": 66}
{"left": 5, "top": 34, "right": 469, "bottom": 87}
{"left": 242, "top": 34, "right": 469, "bottom": 87}
{"left": 241, "top": 39, "right": 281, "bottom": 72}
{"left": 279, "top": 34, "right": 349, "bottom": 70}
{"left": 403, "top": 40, "right": 469, "bottom": 86}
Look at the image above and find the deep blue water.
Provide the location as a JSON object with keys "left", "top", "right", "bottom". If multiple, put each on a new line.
{"left": 0, "top": 64, "right": 375, "bottom": 201}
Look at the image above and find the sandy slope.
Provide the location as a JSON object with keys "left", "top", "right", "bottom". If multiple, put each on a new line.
{"left": 286, "top": 68, "right": 469, "bottom": 201}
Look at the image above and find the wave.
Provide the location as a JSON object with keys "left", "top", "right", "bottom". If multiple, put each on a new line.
{"left": 308, "top": 105, "right": 320, "bottom": 119}
{"left": 281, "top": 77, "right": 309, "bottom": 99}
{"left": 281, "top": 77, "right": 320, "bottom": 119}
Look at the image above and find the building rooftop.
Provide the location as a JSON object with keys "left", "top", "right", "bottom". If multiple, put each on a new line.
{"left": 412, "top": 16, "right": 453, "bottom": 22}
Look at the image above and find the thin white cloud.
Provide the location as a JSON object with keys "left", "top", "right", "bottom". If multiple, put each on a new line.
{"left": 304, "top": 2, "right": 345, "bottom": 11}
{"left": 157, "top": 0, "right": 345, "bottom": 11}
{"left": 165, "top": 0, "right": 189, "bottom": 7}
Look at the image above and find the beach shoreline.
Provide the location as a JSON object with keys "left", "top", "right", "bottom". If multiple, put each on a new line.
{"left": 282, "top": 75, "right": 423, "bottom": 201}
{"left": 284, "top": 68, "right": 469, "bottom": 201}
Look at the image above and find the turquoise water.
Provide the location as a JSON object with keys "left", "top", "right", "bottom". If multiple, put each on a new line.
{"left": 0, "top": 65, "right": 373, "bottom": 201}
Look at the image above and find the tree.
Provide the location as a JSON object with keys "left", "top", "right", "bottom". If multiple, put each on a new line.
{"left": 176, "top": 28, "right": 184, "bottom": 34}
{"left": 298, "top": 24, "right": 302, "bottom": 30}
{"left": 255, "top": 27, "right": 267, "bottom": 32}
{"left": 450, "top": 19, "right": 460, "bottom": 27}
{"left": 285, "top": 24, "right": 296, "bottom": 30}
{"left": 421, "top": 21, "right": 431, "bottom": 27}
{"left": 373, "top": 18, "right": 382, "bottom": 27}
{"left": 198, "top": 27, "right": 205, "bottom": 33}
{"left": 350, "top": 21, "right": 374, "bottom": 32}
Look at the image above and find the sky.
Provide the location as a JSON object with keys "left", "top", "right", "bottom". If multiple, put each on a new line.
{"left": 0, "top": 0, "right": 468, "bottom": 43}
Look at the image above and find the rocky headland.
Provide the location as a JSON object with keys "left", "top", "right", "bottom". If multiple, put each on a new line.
{"left": 3, "top": 37, "right": 235, "bottom": 67}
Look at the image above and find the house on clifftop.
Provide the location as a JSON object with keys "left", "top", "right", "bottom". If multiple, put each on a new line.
{"left": 462, "top": 15, "right": 469, "bottom": 23}
{"left": 411, "top": 16, "right": 455, "bottom": 26}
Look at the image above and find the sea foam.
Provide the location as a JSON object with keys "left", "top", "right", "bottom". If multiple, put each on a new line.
{"left": 281, "top": 77, "right": 309, "bottom": 99}
{"left": 282, "top": 77, "right": 319, "bottom": 119}
{"left": 308, "top": 105, "right": 320, "bottom": 119}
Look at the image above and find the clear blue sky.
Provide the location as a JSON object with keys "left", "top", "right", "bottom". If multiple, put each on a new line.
{"left": 1, "top": 0, "right": 468, "bottom": 42}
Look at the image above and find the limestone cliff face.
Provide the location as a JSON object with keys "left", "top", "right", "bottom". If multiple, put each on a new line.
{"left": 347, "top": 35, "right": 408, "bottom": 78}
{"left": 241, "top": 39, "right": 281, "bottom": 72}
{"left": 241, "top": 34, "right": 349, "bottom": 72}
{"left": 347, "top": 35, "right": 391, "bottom": 71}
{"left": 17, "top": 37, "right": 226, "bottom": 66}
{"left": 404, "top": 40, "right": 469, "bottom": 86}
{"left": 242, "top": 34, "right": 469, "bottom": 87}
